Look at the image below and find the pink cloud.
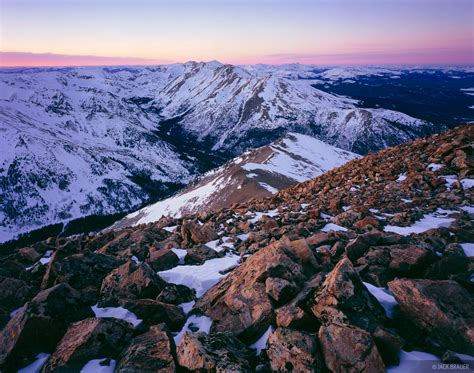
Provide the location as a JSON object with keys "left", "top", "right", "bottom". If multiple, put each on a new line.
{"left": 0, "top": 52, "right": 170, "bottom": 67}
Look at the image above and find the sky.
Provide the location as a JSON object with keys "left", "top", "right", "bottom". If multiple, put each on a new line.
{"left": 0, "top": 0, "right": 473, "bottom": 67}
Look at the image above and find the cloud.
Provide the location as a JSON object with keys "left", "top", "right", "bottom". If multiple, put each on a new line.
{"left": 0, "top": 52, "right": 170, "bottom": 67}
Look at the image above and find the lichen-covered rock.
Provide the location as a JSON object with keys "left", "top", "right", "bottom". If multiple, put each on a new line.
{"left": 0, "top": 283, "right": 93, "bottom": 371}
{"left": 116, "top": 324, "right": 176, "bottom": 373}
{"left": 267, "top": 327, "right": 322, "bottom": 372}
{"left": 42, "top": 317, "right": 134, "bottom": 372}
{"left": 318, "top": 323, "right": 385, "bottom": 373}
{"left": 176, "top": 332, "right": 253, "bottom": 372}
{"left": 388, "top": 278, "right": 474, "bottom": 355}
{"left": 99, "top": 261, "right": 167, "bottom": 306}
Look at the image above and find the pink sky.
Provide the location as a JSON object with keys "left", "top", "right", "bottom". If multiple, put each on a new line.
{"left": 1, "top": 0, "right": 472, "bottom": 67}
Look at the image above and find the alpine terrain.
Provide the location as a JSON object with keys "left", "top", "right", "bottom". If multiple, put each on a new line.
{"left": 112, "top": 132, "right": 359, "bottom": 230}
{"left": 0, "top": 124, "right": 472, "bottom": 372}
{"left": 0, "top": 62, "right": 454, "bottom": 242}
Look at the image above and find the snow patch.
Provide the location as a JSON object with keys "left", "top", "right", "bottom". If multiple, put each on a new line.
{"left": 250, "top": 325, "right": 274, "bottom": 355}
{"left": 18, "top": 353, "right": 50, "bottom": 373}
{"left": 363, "top": 282, "right": 398, "bottom": 319}
{"left": 80, "top": 358, "right": 116, "bottom": 373}
{"left": 91, "top": 305, "right": 142, "bottom": 327}
{"left": 173, "top": 314, "right": 213, "bottom": 345}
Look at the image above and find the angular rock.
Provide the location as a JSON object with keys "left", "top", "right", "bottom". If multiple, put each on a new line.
{"left": 176, "top": 332, "right": 253, "bottom": 372}
{"left": 116, "top": 324, "right": 176, "bottom": 373}
{"left": 265, "top": 277, "right": 298, "bottom": 305}
{"left": 194, "top": 240, "right": 308, "bottom": 342}
{"left": 0, "top": 283, "right": 93, "bottom": 371}
{"left": 275, "top": 305, "right": 314, "bottom": 330}
{"left": 119, "top": 299, "right": 186, "bottom": 331}
{"left": 267, "top": 327, "right": 322, "bottom": 372}
{"left": 99, "top": 261, "right": 166, "bottom": 306}
{"left": 181, "top": 221, "right": 217, "bottom": 245}
{"left": 146, "top": 248, "right": 179, "bottom": 271}
{"left": 184, "top": 244, "right": 220, "bottom": 265}
{"left": 310, "top": 258, "right": 386, "bottom": 333}
{"left": 389, "top": 245, "right": 434, "bottom": 274}
{"left": 42, "top": 317, "right": 134, "bottom": 372}
{"left": 41, "top": 251, "right": 123, "bottom": 295}
{"left": 0, "top": 276, "right": 33, "bottom": 313}
{"left": 388, "top": 278, "right": 474, "bottom": 355}
{"left": 318, "top": 323, "right": 385, "bottom": 373}
{"left": 156, "top": 283, "right": 196, "bottom": 305}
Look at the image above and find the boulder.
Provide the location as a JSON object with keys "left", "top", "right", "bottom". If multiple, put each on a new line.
{"left": 267, "top": 327, "right": 322, "bottom": 372}
{"left": 99, "top": 261, "right": 167, "bottom": 306}
{"left": 388, "top": 279, "right": 474, "bottom": 355}
{"left": 119, "top": 299, "right": 186, "bottom": 331}
{"left": 194, "top": 240, "right": 308, "bottom": 342}
{"left": 181, "top": 221, "right": 217, "bottom": 245}
{"left": 0, "top": 283, "right": 93, "bottom": 371}
{"left": 176, "top": 332, "right": 253, "bottom": 372}
{"left": 389, "top": 245, "right": 434, "bottom": 274}
{"left": 0, "top": 276, "right": 33, "bottom": 313}
{"left": 41, "top": 251, "right": 123, "bottom": 296}
{"left": 156, "top": 283, "right": 196, "bottom": 305}
{"left": 184, "top": 244, "right": 220, "bottom": 265}
{"left": 318, "top": 323, "right": 385, "bottom": 373}
{"left": 265, "top": 277, "right": 298, "bottom": 305}
{"left": 19, "top": 247, "right": 42, "bottom": 262}
{"left": 310, "top": 258, "right": 386, "bottom": 333}
{"left": 275, "top": 305, "right": 314, "bottom": 331}
{"left": 42, "top": 317, "right": 134, "bottom": 372}
{"left": 146, "top": 248, "right": 179, "bottom": 271}
{"left": 116, "top": 324, "right": 176, "bottom": 373}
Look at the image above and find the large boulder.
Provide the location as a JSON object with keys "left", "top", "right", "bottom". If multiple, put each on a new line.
{"left": 0, "top": 283, "right": 93, "bottom": 371}
{"left": 119, "top": 299, "right": 186, "bottom": 331}
{"left": 99, "top": 261, "right": 167, "bottom": 307}
{"left": 194, "top": 240, "right": 310, "bottom": 342}
{"left": 176, "top": 332, "right": 253, "bottom": 372}
{"left": 184, "top": 244, "right": 221, "bottom": 265}
{"left": 116, "top": 324, "right": 176, "bottom": 373}
{"left": 318, "top": 323, "right": 385, "bottom": 373}
{"left": 267, "top": 327, "right": 322, "bottom": 372}
{"left": 0, "top": 276, "right": 33, "bottom": 314}
{"left": 310, "top": 258, "right": 386, "bottom": 333}
{"left": 388, "top": 278, "right": 474, "bottom": 355}
{"left": 42, "top": 317, "right": 134, "bottom": 372}
{"left": 41, "top": 251, "right": 123, "bottom": 299}
{"left": 181, "top": 221, "right": 218, "bottom": 245}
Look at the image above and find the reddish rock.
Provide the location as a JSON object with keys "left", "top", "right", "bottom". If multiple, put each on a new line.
{"left": 267, "top": 327, "right": 322, "bottom": 372}
{"left": 176, "top": 332, "right": 253, "bottom": 372}
{"left": 116, "top": 324, "right": 176, "bottom": 373}
{"left": 275, "top": 305, "right": 314, "bottom": 330}
{"left": 146, "top": 248, "right": 179, "bottom": 271}
{"left": 42, "top": 318, "right": 134, "bottom": 372}
{"left": 265, "top": 277, "right": 298, "bottom": 305}
{"left": 0, "top": 276, "right": 33, "bottom": 313}
{"left": 99, "top": 261, "right": 166, "bottom": 306}
{"left": 194, "top": 240, "right": 308, "bottom": 342}
{"left": 388, "top": 278, "right": 474, "bottom": 355}
{"left": 389, "top": 245, "right": 434, "bottom": 274}
{"left": 310, "top": 258, "right": 386, "bottom": 333}
{"left": 181, "top": 221, "right": 217, "bottom": 245}
{"left": 184, "top": 244, "right": 220, "bottom": 265}
{"left": 0, "top": 283, "right": 93, "bottom": 371}
{"left": 19, "top": 247, "right": 42, "bottom": 262}
{"left": 318, "top": 323, "right": 385, "bottom": 373}
{"left": 354, "top": 216, "right": 382, "bottom": 231}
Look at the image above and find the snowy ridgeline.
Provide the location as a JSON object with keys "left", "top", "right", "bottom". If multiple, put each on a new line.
{"left": 120, "top": 132, "right": 359, "bottom": 227}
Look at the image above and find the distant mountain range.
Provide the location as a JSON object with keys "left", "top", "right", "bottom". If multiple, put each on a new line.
{"left": 1, "top": 62, "right": 471, "bottom": 241}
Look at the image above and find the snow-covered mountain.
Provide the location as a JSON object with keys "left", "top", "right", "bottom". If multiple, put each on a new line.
{"left": 111, "top": 132, "right": 360, "bottom": 229}
{"left": 0, "top": 62, "right": 444, "bottom": 241}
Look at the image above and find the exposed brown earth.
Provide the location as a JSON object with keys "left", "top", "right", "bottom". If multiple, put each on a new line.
{"left": 0, "top": 124, "right": 472, "bottom": 371}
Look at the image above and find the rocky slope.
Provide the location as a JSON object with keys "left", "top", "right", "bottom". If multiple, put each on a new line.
{"left": 112, "top": 132, "right": 359, "bottom": 229}
{"left": 0, "top": 125, "right": 472, "bottom": 372}
{"left": 0, "top": 63, "right": 441, "bottom": 242}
